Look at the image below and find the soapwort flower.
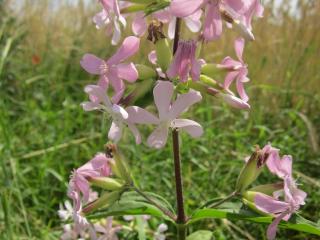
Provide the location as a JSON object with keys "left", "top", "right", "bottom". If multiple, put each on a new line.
{"left": 80, "top": 36, "right": 140, "bottom": 103}
{"left": 126, "top": 81, "right": 203, "bottom": 149}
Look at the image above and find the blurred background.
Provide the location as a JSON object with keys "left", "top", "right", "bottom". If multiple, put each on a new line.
{"left": 0, "top": 0, "right": 320, "bottom": 239}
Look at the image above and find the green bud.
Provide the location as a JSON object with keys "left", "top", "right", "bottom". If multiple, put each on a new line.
{"left": 249, "top": 183, "right": 283, "bottom": 196}
{"left": 199, "top": 74, "right": 223, "bottom": 90}
{"left": 136, "top": 64, "right": 157, "bottom": 80}
{"left": 187, "top": 81, "right": 207, "bottom": 95}
{"left": 235, "top": 147, "right": 268, "bottom": 193}
{"left": 201, "top": 64, "right": 219, "bottom": 78}
{"left": 89, "top": 177, "right": 124, "bottom": 191}
{"left": 121, "top": 4, "right": 146, "bottom": 14}
{"left": 82, "top": 190, "right": 121, "bottom": 214}
{"left": 125, "top": 0, "right": 150, "bottom": 3}
{"left": 155, "top": 38, "right": 172, "bottom": 72}
{"left": 105, "top": 144, "right": 132, "bottom": 184}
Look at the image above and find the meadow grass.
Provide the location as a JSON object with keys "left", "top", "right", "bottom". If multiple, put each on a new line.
{"left": 0, "top": 0, "right": 320, "bottom": 239}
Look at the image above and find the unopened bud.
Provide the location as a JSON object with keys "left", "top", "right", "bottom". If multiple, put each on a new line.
{"left": 82, "top": 190, "right": 121, "bottom": 214}
{"left": 201, "top": 64, "right": 219, "bottom": 78}
{"left": 199, "top": 74, "right": 223, "bottom": 90}
{"left": 236, "top": 147, "right": 269, "bottom": 193}
{"left": 89, "top": 177, "right": 124, "bottom": 191}
{"left": 105, "top": 144, "right": 132, "bottom": 184}
{"left": 147, "top": 21, "right": 172, "bottom": 72}
{"left": 217, "top": 92, "right": 251, "bottom": 109}
{"left": 121, "top": 4, "right": 146, "bottom": 14}
{"left": 136, "top": 64, "right": 157, "bottom": 80}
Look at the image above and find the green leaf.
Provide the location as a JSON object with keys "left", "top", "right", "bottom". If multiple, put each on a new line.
{"left": 187, "top": 230, "right": 213, "bottom": 240}
{"left": 87, "top": 191, "right": 174, "bottom": 221}
{"left": 190, "top": 208, "right": 320, "bottom": 236}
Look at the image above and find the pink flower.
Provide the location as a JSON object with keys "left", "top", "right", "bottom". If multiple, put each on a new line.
{"left": 94, "top": 217, "right": 121, "bottom": 240}
{"left": 255, "top": 179, "right": 307, "bottom": 240}
{"left": 167, "top": 40, "right": 202, "bottom": 82}
{"left": 126, "top": 81, "right": 203, "bottom": 149}
{"left": 170, "top": 0, "right": 263, "bottom": 41}
{"left": 93, "top": 0, "right": 127, "bottom": 45}
{"left": 218, "top": 38, "right": 250, "bottom": 102}
{"left": 80, "top": 36, "right": 140, "bottom": 103}
{"left": 254, "top": 150, "right": 307, "bottom": 240}
{"left": 131, "top": 8, "right": 202, "bottom": 39}
{"left": 67, "top": 153, "right": 112, "bottom": 227}
{"left": 81, "top": 85, "right": 141, "bottom": 143}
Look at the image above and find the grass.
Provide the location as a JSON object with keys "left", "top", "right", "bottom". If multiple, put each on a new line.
{"left": 0, "top": 0, "right": 320, "bottom": 239}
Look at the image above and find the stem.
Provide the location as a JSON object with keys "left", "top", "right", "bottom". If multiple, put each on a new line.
{"left": 207, "top": 191, "right": 238, "bottom": 209}
{"left": 172, "top": 18, "right": 182, "bottom": 54}
{"left": 133, "top": 187, "right": 176, "bottom": 221}
{"left": 172, "top": 17, "right": 186, "bottom": 240}
{"left": 172, "top": 129, "right": 186, "bottom": 224}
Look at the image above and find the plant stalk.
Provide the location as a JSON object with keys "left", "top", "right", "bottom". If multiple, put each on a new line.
{"left": 172, "top": 17, "right": 186, "bottom": 240}
{"left": 207, "top": 191, "right": 238, "bottom": 209}
{"left": 133, "top": 187, "right": 176, "bottom": 221}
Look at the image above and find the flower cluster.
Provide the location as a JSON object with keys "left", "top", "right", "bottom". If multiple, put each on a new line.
{"left": 61, "top": 0, "right": 310, "bottom": 239}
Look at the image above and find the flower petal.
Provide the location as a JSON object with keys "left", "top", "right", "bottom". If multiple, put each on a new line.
{"left": 153, "top": 81, "right": 174, "bottom": 120}
{"left": 148, "top": 51, "right": 157, "bottom": 65}
{"left": 236, "top": 79, "right": 249, "bottom": 102}
{"left": 267, "top": 212, "right": 288, "bottom": 240}
{"left": 132, "top": 12, "right": 147, "bottom": 36}
{"left": 126, "top": 106, "right": 159, "bottom": 124}
{"left": 235, "top": 38, "right": 245, "bottom": 62}
{"left": 108, "top": 36, "right": 140, "bottom": 65}
{"left": 171, "top": 119, "right": 203, "bottom": 138}
{"left": 255, "top": 193, "right": 289, "bottom": 214}
{"left": 116, "top": 63, "right": 138, "bottom": 82}
{"left": 147, "top": 124, "right": 169, "bottom": 149}
{"left": 203, "top": 3, "right": 222, "bottom": 41}
{"left": 168, "top": 90, "right": 202, "bottom": 119}
{"left": 112, "top": 104, "right": 129, "bottom": 119}
{"left": 170, "top": 0, "right": 204, "bottom": 17}
{"left": 224, "top": 71, "right": 239, "bottom": 89}
{"left": 108, "top": 121, "right": 123, "bottom": 142}
{"left": 80, "top": 54, "right": 104, "bottom": 75}
{"left": 84, "top": 85, "right": 112, "bottom": 107}
{"left": 127, "top": 123, "right": 141, "bottom": 144}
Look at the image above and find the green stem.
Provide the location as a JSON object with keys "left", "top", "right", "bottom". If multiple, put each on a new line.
{"left": 133, "top": 187, "right": 176, "bottom": 221}
{"left": 207, "top": 191, "right": 238, "bottom": 209}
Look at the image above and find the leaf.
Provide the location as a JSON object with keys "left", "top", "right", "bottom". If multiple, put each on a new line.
{"left": 87, "top": 191, "right": 174, "bottom": 221}
{"left": 189, "top": 208, "right": 320, "bottom": 236}
{"left": 187, "top": 230, "right": 213, "bottom": 240}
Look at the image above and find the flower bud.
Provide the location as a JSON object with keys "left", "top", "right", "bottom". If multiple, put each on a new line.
{"left": 201, "top": 64, "right": 220, "bottom": 78}
{"left": 89, "top": 177, "right": 124, "bottom": 191}
{"left": 135, "top": 64, "right": 157, "bottom": 80}
{"left": 121, "top": 4, "right": 146, "bottom": 14}
{"left": 155, "top": 38, "right": 172, "bottom": 72}
{"left": 105, "top": 143, "right": 132, "bottom": 184}
{"left": 82, "top": 190, "right": 121, "bottom": 214}
{"left": 147, "top": 21, "right": 172, "bottom": 72}
{"left": 235, "top": 147, "right": 269, "bottom": 193}
{"left": 217, "top": 92, "right": 251, "bottom": 109}
{"left": 199, "top": 75, "right": 223, "bottom": 90}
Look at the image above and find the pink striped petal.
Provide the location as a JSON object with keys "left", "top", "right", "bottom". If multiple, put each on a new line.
{"left": 255, "top": 194, "right": 289, "bottom": 214}
{"left": 236, "top": 80, "right": 249, "bottom": 102}
{"left": 224, "top": 71, "right": 238, "bottom": 89}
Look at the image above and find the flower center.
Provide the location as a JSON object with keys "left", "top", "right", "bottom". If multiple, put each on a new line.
{"left": 100, "top": 61, "right": 109, "bottom": 75}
